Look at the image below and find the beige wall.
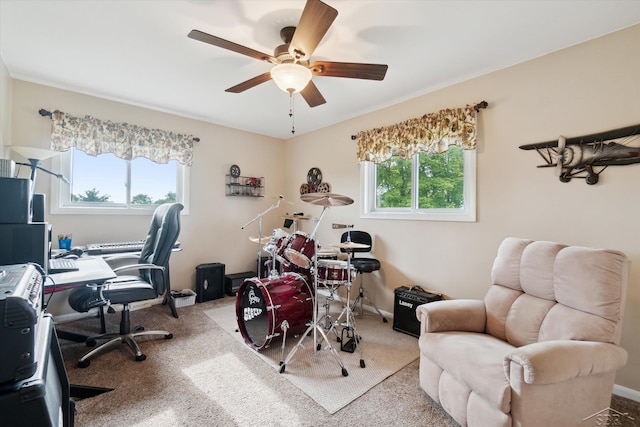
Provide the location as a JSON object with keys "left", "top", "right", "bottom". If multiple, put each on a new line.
{"left": 284, "top": 24, "right": 640, "bottom": 392}
{"left": 6, "top": 24, "right": 640, "bottom": 393}
{"left": 0, "top": 54, "right": 11, "bottom": 156}
{"left": 10, "top": 81, "right": 287, "bottom": 296}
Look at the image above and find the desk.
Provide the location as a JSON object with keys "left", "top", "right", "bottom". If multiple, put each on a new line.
{"left": 45, "top": 256, "right": 116, "bottom": 400}
{"left": 46, "top": 256, "right": 116, "bottom": 294}
{"left": 46, "top": 256, "right": 116, "bottom": 341}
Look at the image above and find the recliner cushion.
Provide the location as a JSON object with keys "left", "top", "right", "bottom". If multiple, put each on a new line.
{"left": 420, "top": 331, "right": 513, "bottom": 413}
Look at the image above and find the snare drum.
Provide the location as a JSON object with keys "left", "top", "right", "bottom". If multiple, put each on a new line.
{"left": 284, "top": 231, "right": 315, "bottom": 269}
{"left": 236, "top": 272, "right": 313, "bottom": 351}
{"left": 317, "top": 260, "right": 354, "bottom": 286}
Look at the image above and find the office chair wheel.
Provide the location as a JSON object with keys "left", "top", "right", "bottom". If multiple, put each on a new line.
{"left": 78, "top": 359, "right": 91, "bottom": 369}
{"left": 383, "top": 318, "right": 388, "bottom": 323}
{"left": 360, "top": 359, "right": 366, "bottom": 368}
{"left": 165, "top": 333, "right": 173, "bottom": 339}
{"left": 136, "top": 354, "right": 147, "bottom": 362}
{"left": 317, "top": 343, "right": 321, "bottom": 351}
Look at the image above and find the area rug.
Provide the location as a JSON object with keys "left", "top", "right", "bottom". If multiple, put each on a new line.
{"left": 204, "top": 298, "right": 419, "bottom": 414}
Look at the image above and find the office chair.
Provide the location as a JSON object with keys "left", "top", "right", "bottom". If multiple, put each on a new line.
{"left": 340, "top": 230, "right": 388, "bottom": 323}
{"left": 68, "top": 203, "right": 184, "bottom": 367}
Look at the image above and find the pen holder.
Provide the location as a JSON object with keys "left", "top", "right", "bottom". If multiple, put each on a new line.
{"left": 58, "top": 235, "right": 72, "bottom": 250}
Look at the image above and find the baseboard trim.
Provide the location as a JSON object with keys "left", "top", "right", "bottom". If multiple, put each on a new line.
{"left": 614, "top": 384, "right": 640, "bottom": 403}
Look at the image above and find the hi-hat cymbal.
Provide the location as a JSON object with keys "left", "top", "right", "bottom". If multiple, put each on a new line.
{"left": 281, "top": 214, "right": 311, "bottom": 220}
{"left": 249, "top": 235, "right": 271, "bottom": 244}
{"left": 301, "top": 192, "right": 354, "bottom": 206}
{"left": 333, "top": 241, "right": 370, "bottom": 249}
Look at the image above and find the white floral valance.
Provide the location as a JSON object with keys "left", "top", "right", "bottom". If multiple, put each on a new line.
{"left": 49, "top": 110, "right": 195, "bottom": 166}
{"left": 354, "top": 104, "right": 482, "bottom": 164}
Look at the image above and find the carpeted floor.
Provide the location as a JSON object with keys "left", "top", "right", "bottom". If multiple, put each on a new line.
{"left": 59, "top": 297, "right": 457, "bottom": 426}
{"left": 58, "top": 297, "right": 640, "bottom": 426}
{"left": 204, "top": 295, "right": 419, "bottom": 414}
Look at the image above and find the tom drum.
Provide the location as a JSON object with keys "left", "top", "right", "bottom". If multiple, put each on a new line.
{"left": 284, "top": 231, "right": 315, "bottom": 268}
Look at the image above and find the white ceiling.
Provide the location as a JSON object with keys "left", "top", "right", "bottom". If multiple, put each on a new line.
{"left": 1, "top": 1, "right": 639, "bottom": 140}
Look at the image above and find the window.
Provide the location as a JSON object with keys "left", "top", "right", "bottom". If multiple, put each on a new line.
{"left": 51, "top": 148, "right": 190, "bottom": 215}
{"left": 360, "top": 146, "right": 476, "bottom": 221}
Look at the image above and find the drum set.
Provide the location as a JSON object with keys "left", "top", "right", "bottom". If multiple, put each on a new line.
{"left": 235, "top": 192, "right": 368, "bottom": 377}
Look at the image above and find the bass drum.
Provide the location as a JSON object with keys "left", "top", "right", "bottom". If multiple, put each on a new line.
{"left": 236, "top": 272, "right": 313, "bottom": 351}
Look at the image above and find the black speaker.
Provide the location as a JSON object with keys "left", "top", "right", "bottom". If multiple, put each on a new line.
{"left": 0, "top": 178, "right": 31, "bottom": 224}
{"left": 195, "top": 263, "right": 225, "bottom": 302}
{"left": 31, "top": 194, "right": 45, "bottom": 223}
{"left": 393, "top": 286, "right": 443, "bottom": 338}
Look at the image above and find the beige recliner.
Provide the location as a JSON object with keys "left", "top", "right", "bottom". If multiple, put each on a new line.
{"left": 417, "top": 237, "right": 628, "bottom": 427}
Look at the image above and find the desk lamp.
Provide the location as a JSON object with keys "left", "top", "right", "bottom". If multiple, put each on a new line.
{"left": 10, "top": 146, "right": 69, "bottom": 190}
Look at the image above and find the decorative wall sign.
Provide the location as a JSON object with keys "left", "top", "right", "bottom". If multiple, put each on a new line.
{"left": 519, "top": 124, "right": 640, "bottom": 185}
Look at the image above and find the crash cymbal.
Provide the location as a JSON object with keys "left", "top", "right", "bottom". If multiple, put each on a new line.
{"left": 333, "top": 241, "right": 370, "bottom": 249}
{"left": 301, "top": 192, "right": 354, "bottom": 206}
{"left": 249, "top": 235, "right": 271, "bottom": 244}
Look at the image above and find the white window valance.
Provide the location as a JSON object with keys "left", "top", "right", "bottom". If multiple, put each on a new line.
{"left": 49, "top": 110, "right": 195, "bottom": 166}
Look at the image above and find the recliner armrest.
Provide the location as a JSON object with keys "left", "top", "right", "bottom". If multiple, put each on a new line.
{"left": 504, "top": 340, "right": 628, "bottom": 385}
{"left": 416, "top": 299, "right": 486, "bottom": 334}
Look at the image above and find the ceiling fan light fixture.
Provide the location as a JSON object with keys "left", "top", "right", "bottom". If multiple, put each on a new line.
{"left": 270, "top": 63, "right": 312, "bottom": 93}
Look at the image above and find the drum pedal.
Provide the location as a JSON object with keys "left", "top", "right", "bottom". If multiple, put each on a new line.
{"left": 340, "top": 327, "right": 359, "bottom": 353}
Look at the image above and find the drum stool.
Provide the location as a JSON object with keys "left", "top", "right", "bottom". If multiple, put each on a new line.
{"left": 340, "top": 231, "right": 388, "bottom": 323}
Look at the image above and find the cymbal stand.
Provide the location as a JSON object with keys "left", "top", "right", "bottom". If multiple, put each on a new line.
{"left": 328, "top": 247, "right": 365, "bottom": 368}
{"left": 241, "top": 196, "right": 283, "bottom": 278}
{"left": 280, "top": 205, "right": 348, "bottom": 377}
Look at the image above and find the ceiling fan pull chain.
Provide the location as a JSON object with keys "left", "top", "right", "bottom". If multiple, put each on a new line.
{"left": 290, "top": 91, "right": 296, "bottom": 134}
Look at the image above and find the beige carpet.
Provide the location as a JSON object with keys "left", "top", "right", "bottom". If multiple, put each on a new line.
{"left": 204, "top": 296, "right": 419, "bottom": 414}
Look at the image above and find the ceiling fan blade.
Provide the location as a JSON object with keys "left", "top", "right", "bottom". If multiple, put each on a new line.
{"left": 310, "top": 61, "right": 388, "bottom": 80}
{"left": 188, "top": 29, "right": 276, "bottom": 64}
{"left": 225, "top": 72, "right": 273, "bottom": 93}
{"left": 300, "top": 81, "right": 326, "bottom": 107}
{"left": 289, "top": 0, "right": 338, "bottom": 61}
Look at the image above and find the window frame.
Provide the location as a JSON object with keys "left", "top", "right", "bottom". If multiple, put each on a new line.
{"left": 50, "top": 149, "right": 190, "bottom": 215}
{"left": 360, "top": 149, "right": 476, "bottom": 222}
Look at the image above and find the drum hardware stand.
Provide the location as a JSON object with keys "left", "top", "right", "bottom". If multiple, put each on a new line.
{"left": 351, "top": 277, "right": 387, "bottom": 322}
{"left": 327, "top": 247, "right": 365, "bottom": 368}
{"left": 319, "top": 285, "right": 338, "bottom": 331}
{"left": 278, "top": 320, "right": 289, "bottom": 366}
{"left": 241, "top": 196, "right": 283, "bottom": 278}
{"left": 280, "top": 205, "right": 348, "bottom": 377}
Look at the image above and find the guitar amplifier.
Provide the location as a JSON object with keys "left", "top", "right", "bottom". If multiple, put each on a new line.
{"left": 195, "top": 263, "right": 225, "bottom": 302}
{"left": 225, "top": 271, "right": 256, "bottom": 296}
{"left": 393, "top": 286, "right": 442, "bottom": 338}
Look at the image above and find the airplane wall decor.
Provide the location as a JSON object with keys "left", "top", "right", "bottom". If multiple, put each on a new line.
{"left": 519, "top": 124, "right": 640, "bottom": 185}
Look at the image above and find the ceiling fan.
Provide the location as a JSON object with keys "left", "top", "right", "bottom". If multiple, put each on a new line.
{"left": 187, "top": 0, "right": 388, "bottom": 108}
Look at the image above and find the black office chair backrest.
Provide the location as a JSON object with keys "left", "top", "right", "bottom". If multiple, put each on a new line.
{"left": 340, "top": 230, "right": 373, "bottom": 255}
{"left": 138, "top": 203, "right": 183, "bottom": 294}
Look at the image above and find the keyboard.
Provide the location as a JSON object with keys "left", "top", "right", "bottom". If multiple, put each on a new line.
{"left": 86, "top": 240, "right": 146, "bottom": 255}
{"left": 86, "top": 240, "right": 181, "bottom": 255}
{"left": 48, "top": 258, "right": 80, "bottom": 273}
